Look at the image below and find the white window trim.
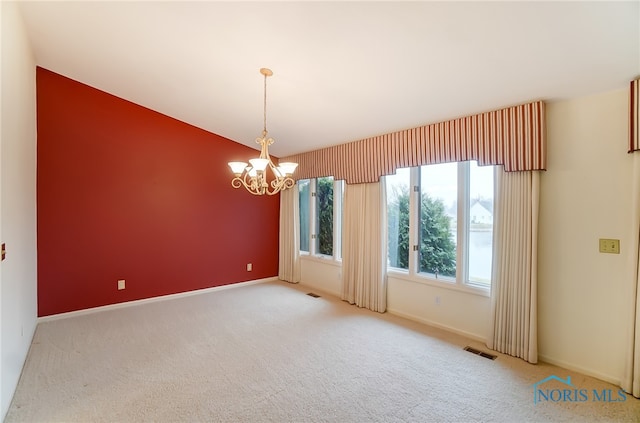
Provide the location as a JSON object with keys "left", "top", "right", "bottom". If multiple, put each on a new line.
{"left": 299, "top": 177, "right": 343, "bottom": 264}
{"left": 387, "top": 268, "right": 490, "bottom": 297}
{"left": 333, "top": 179, "right": 343, "bottom": 260}
{"left": 390, "top": 162, "right": 492, "bottom": 293}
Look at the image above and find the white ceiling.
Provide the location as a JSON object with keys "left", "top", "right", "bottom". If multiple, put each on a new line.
{"left": 16, "top": 1, "right": 640, "bottom": 157}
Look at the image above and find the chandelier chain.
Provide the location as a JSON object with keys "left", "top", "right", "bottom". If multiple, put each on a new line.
{"left": 263, "top": 71, "right": 268, "bottom": 136}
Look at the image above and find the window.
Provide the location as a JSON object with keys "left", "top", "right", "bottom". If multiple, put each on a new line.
{"left": 419, "top": 162, "right": 457, "bottom": 278}
{"left": 386, "top": 161, "right": 494, "bottom": 290}
{"left": 467, "top": 161, "right": 494, "bottom": 287}
{"left": 315, "top": 177, "right": 334, "bottom": 256}
{"left": 299, "top": 177, "right": 343, "bottom": 260}
{"left": 386, "top": 168, "right": 410, "bottom": 269}
{"left": 299, "top": 179, "right": 310, "bottom": 252}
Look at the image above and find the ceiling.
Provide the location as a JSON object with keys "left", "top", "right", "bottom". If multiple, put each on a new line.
{"left": 16, "top": 1, "right": 640, "bottom": 158}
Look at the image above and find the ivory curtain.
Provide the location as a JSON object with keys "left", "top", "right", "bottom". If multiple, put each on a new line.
{"left": 487, "top": 169, "right": 539, "bottom": 363}
{"left": 622, "top": 152, "right": 640, "bottom": 398}
{"left": 278, "top": 184, "right": 300, "bottom": 283}
{"left": 341, "top": 181, "right": 387, "bottom": 312}
{"left": 622, "top": 79, "right": 640, "bottom": 397}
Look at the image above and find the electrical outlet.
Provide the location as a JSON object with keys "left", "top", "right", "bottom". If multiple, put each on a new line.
{"left": 117, "top": 279, "right": 126, "bottom": 290}
{"left": 247, "top": 263, "right": 252, "bottom": 271}
{"left": 599, "top": 239, "right": 620, "bottom": 254}
{"left": 435, "top": 296, "right": 441, "bottom": 305}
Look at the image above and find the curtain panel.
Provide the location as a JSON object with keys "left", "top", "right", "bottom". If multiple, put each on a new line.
{"left": 622, "top": 79, "right": 640, "bottom": 397}
{"left": 341, "top": 181, "right": 388, "bottom": 312}
{"left": 631, "top": 78, "right": 640, "bottom": 153}
{"left": 487, "top": 169, "right": 539, "bottom": 364}
{"left": 622, "top": 151, "right": 640, "bottom": 398}
{"left": 282, "top": 101, "right": 546, "bottom": 184}
{"left": 278, "top": 185, "right": 300, "bottom": 283}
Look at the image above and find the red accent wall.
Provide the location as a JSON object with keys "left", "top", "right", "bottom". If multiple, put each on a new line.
{"left": 36, "top": 67, "right": 280, "bottom": 316}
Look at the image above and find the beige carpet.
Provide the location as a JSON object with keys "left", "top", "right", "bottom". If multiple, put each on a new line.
{"left": 5, "top": 280, "right": 640, "bottom": 422}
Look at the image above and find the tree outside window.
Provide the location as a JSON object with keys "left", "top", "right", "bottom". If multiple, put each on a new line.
{"left": 387, "top": 185, "right": 456, "bottom": 275}
{"left": 315, "top": 176, "right": 334, "bottom": 256}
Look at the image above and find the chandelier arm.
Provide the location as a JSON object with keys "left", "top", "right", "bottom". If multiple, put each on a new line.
{"left": 283, "top": 178, "right": 295, "bottom": 190}
{"left": 232, "top": 171, "right": 293, "bottom": 196}
{"left": 232, "top": 176, "right": 256, "bottom": 195}
{"left": 231, "top": 174, "right": 268, "bottom": 196}
{"left": 231, "top": 177, "right": 243, "bottom": 189}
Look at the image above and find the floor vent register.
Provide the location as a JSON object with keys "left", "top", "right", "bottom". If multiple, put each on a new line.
{"left": 463, "top": 346, "right": 497, "bottom": 360}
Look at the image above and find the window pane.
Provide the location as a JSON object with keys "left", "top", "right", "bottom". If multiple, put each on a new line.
{"left": 468, "top": 162, "right": 493, "bottom": 285}
{"left": 337, "top": 180, "right": 344, "bottom": 260}
{"left": 386, "top": 168, "right": 410, "bottom": 269}
{"left": 298, "top": 179, "right": 310, "bottom": 252}
{"left": 419, "top": 163, "right": 457, "bottom": 278}
{"left": 316, "top": 176, "right": 334, "bottom": 256}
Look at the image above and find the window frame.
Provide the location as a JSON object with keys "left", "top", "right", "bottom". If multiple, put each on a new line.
{"left": 298, "top": 179, "right": 311, "bottom": 253}
{"left": 387, "top": 162, "right": 494, "bottom": 296}
{"left": 299, "top": 177, "right": 343, "bottom": 263}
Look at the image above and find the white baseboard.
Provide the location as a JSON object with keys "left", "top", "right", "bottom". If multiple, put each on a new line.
{"left": 295, "top": 288, "right": 487, "bottom": 344}
{"left": 38, "top": 277, "right": 278, "bottom": 322}
{"left": 537, "top": 353, "right": 620, "bottom": 386}
{"left": 386, "top": 307, "right": 487, "bottom": 343}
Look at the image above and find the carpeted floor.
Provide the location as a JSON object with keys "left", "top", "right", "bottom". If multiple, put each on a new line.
{"left": 5, "top": 280, "right": 640, "bottom": 422}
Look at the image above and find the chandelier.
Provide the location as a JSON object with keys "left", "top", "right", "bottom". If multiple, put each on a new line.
{"left": 228, "top": 68, "right": 298, "bottom": 195}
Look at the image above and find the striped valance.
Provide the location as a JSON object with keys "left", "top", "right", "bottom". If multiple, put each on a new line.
{"left": 282, "top": 101, "right": 546, "bottom": 184}
{"left": 631, "top": 79, "right": 640, "bottom": 153}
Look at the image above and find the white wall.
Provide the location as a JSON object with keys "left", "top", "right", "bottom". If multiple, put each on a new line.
{"left": 300, "top": 256, "right": 342, "bottom": 297}
{"left": 300, "top": 262, "right": 491, "bottom": 341}
{"left": 0, "top": 1, "right": 38, "bottom": 419}
{"left": 299, "top": 87, "right": 635, "bottom": 385}
{"left": 538, "top": 88, "right": 633, "bottom": 384}
{"left": 387, "top": 275, "right": 490, "bottom": 341}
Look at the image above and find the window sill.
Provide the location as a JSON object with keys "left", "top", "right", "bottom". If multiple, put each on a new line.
{"left": 300, "top": 253, "right": 342, "bottom": 267}
{"left": 387, "top": 269, "right": 490, "bottom": 298}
